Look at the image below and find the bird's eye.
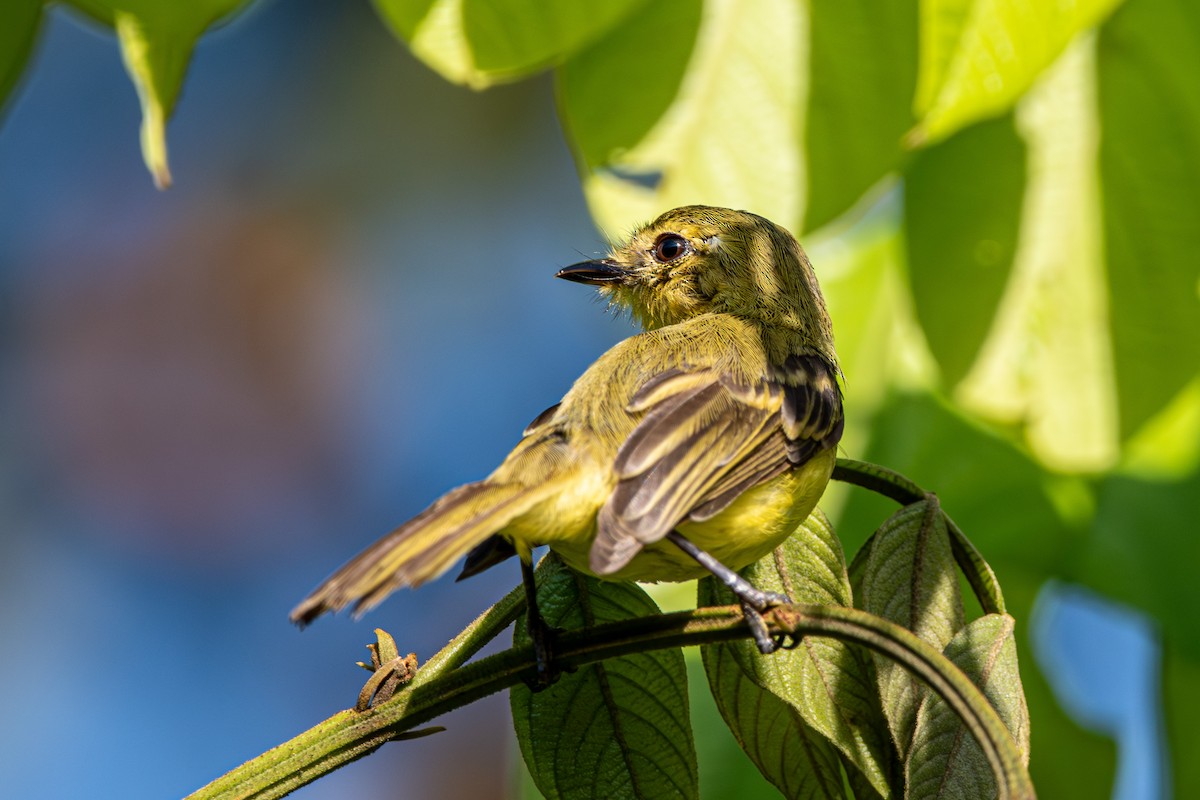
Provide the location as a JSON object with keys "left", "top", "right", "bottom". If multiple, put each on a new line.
{"left": 653, "top": 234, "right": 689, "bottom": 263}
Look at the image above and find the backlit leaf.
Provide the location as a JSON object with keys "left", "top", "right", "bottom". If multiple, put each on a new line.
{"left": 913, "top": 0, "right": 1125, "bottom": 143}
{"left": 66, "top": 0, "right": 249, "bottom": 188}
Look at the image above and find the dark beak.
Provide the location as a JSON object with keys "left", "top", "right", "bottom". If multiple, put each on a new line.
{"left": 555, "top": 259, "right": 630, "bottom": 285}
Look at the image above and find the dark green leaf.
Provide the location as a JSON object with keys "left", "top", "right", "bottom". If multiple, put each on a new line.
{"left": 700, "top": 511, "right": 894, "bottom": 798}
{"left": 702, "top": 639, "right": 848, "bottom": 799}
{"left": 1097, "top": 0, "right": 1200, "bottom": 437}
{"left": 511, "top": 556, "right": 698, "bottom": 800}
{"left": 803, "top": 0, "right": 917, "bottom": 232}
{"left": 557, "top": 0, "right": 702, "bottom": 171}
{"left": 685, "top": 654, "right": 780, "bottom": 799}
{"left": 906, "top": 614, "right": 1029, "bottom": 799}
{"left": 861, "top": 497, "right": 964, "bottom": 759}
{"left": 0, "top": 0, "right": 42, "bottom": 119}
{"left": 903, "top": 114, "right": 1025, "bottom": 387}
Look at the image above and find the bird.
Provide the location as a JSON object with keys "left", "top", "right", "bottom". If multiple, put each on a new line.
{"left": 291, "top": 205, "right": 843, "bottom": 664}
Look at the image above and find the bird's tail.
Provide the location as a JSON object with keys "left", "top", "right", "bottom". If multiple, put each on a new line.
{"left": 291, "top": 480, "right": 544, "bottom": 626}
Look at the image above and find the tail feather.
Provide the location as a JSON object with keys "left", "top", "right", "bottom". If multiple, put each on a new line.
{"left": 290, "top": 480, "right": 540, "bottom": 626}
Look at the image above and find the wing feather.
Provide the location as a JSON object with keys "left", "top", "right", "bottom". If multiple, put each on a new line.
{"left": 589, "top": 352, "right": 843, "bottom": 575}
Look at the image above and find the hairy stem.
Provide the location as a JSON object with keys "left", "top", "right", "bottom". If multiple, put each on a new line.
{"left": 834, "top": 458, "right": 1006, "bottom": 614}
{"left": 188, "top": 603, "right": 1033, "bottom": 800}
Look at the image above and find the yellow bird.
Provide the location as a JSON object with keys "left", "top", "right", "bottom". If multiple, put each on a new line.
{"left": 292, "top": 206, "right": 843, "bottom": 660}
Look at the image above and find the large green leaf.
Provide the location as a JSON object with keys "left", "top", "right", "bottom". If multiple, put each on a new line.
{"left": 464, "top": 0, "right": 647, "bottom": 77}
{"left": 700, "top": 511, "right": 895, "bottom": 797}
{"left": 906, "top": 614, "right": 1029, "bottom": 799}
{"left": 803, "top": 0, "right": 918, "bottom": 232}
{"left": 511, "top": 556, "right": 698, "bottom": 800}
{"left": 374, "top": 0, "right": 647, "bottom": 88}
{"left": 952, "top": 37, "right": 1119, "bottom": 472}
{"left": 903, "top": 113, "right": 1025, "bottom": 388}
{"left": 702, "top": 640, "right": 849, "bottom": 799}
{"left": 684, "top": 654, "right": 779, "bottom": 799}
{"left": 557, "top": 0, "right": 702, "bottom": 172}
{"left": 913, "top": 0, "right": 1125, "bottom": 143}
{"left": 65, "top": 0, "right": 249, "bottom": 188}
{"left": 579, "top": 0, "right": 808, "bottom": 238}
{"left": 860, "top": 497, "right": 964, "bottom": 759}
{"left": 0, "top": 0, "right": 42, "bottom": 119}
{"left": 1097, "top": 0, "right": 1200, "bottom": 438}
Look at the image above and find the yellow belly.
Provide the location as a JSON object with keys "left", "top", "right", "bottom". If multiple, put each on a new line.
{"left": 542, "top": 447, "right": 836, "bottom": 583}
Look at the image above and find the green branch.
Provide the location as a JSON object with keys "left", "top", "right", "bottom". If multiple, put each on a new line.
{"left": 188, "top": 602, "right": 1033, "bottom": 800}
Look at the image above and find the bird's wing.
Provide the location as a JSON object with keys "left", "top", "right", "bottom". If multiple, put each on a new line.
{"left": 589, "top": 354, "right": 843, "bottom": 574}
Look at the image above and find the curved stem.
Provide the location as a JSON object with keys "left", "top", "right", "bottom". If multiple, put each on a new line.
{"left": 188, "top": 604, "right": 1033, "bottom": 800}
{"left": 834, "top": 458, "right": 1006, "bottom": 614}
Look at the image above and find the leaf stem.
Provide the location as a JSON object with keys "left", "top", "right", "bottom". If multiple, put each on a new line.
{"left": 834, "top": 458, "right": 1006, "bottom": 614}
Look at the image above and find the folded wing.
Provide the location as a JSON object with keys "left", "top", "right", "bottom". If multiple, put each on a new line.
{"left": 589, "top": 353, "right": 843, "bottom": 574}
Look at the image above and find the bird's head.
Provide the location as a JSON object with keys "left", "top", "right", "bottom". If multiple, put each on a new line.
{"left": 558, "top": 206, "right": 835, "bottom": 362}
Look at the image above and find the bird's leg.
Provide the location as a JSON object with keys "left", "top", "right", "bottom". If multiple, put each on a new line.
{"left": 665, "top": 530, "right": 790, "bottom": 654}
{"left": 521, "top": 558, "right": 560, "bottom": 689}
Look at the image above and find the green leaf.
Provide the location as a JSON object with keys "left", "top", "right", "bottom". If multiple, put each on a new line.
{"left": 684, "top": 653, "right": 780, "bottom": 799}
{"left": 1097, "top": 0, "right": 1200, "bottom": 438}
{"left": 0, "top": 0, "right": 42, "bottom": 119}
{"left": 374, "top": 0, "right": 647, "bottom": 88}
{"left": 913, "top": 0, "right": 1126, "bottom": 143}
{"left": 906, "top": 614, "right": 1029, "bottom": 799}
{"left": 579, "top": 0, "right": 808, "bottom": 238}
{"left": 511, "top": 556, "right": 698, "bottom": 800}
{"left": 557, "top": 0, "right": 702, "bottom": 172}
{"left": 702, "top": 639, "right": 849, "bottom": 799}
{"left": 700, "top": 511, "right": 895, "bottom": 798}
{"left": 950, "top": 37, "right": 1119, "bottom": 472}
{"left": 860, "top": 497, "right": 964, "bottom": 759}
{"left": 903, "top": 113, "right": 1025, "bottom": 387}
{"left": 464, "top": 0, "right": 647, "bottom": 77}
{"left": 803, "top": 0, "right": 918, "bottom": 232}
{"left": 66, "top": 0, "right": 249, "bottom": 188}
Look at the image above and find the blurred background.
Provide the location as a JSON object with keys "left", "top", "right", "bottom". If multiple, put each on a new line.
{"left": 1, "top": 0, "right": 1193, "bottom": 798}
{"left": 0, "top": 2, "right": 615, "bottom": 796}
